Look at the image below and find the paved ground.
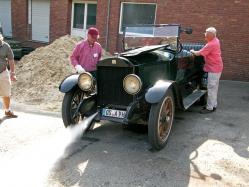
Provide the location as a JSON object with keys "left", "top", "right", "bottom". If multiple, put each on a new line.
{"left": 0, "top": 81, "right": 248, "bottom": 187}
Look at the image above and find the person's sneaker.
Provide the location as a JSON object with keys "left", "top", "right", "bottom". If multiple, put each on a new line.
{"left": 202, "top": 106, "right": 216, "bottom": 111}
{"left": 5, "top": 110, "right": 18, "bottom": 118}
{"left": 200, "top": 108, "right": 214, "bottom": 114}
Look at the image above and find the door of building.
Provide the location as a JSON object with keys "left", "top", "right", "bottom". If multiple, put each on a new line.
{"left": 71, "top": 1, "right": 97, "bottom": 38}
{"left": 31, "top": 0, "right": 50, "bottom": 42}
{"left": 0, "top": 0, "right": 12, "bottom": 37}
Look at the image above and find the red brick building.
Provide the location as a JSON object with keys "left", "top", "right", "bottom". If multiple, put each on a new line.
{"left": 0, "top": 0, "right": 248, "bottom": 81}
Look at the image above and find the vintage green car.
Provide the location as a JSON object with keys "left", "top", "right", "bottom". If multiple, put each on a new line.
{"left": 59, "top": 24, "right": 207, "bottom": 150}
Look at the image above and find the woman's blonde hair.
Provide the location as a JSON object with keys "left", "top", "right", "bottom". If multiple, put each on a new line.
{"left": 205, "top": 27, "right": 217, "bottom": 37}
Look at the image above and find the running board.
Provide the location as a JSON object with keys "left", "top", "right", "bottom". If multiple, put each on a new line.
{"left": 183, "top": 90, "right": 207, "bottom": 110}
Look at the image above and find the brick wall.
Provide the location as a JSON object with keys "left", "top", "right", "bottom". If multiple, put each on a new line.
{"left": 96, "top": 0, "right": 109, "bottom": 49}
{"left": 11, "top": 0, "right": 28, "bottom": 41}
{"left": 11, "top": 0, "right": 249, "bottom": 81}
{"left": 50, "top": 0, "right": 72, "bottom": 42}
{"left": 155, "top": 0, "right": 249, "bottom": 81}
{"left": 98, "top": 0, "right": 249, "bottom": 81}
{"left": 12, "top": 0, "right": 72, "bottom": 45}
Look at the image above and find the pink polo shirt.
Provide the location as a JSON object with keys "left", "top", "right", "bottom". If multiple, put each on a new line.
{"left": 70, "top": 40, "right": 102, "bottom": 72}
{"left": 199, "top": 38, "right": 223, "bottom": 73}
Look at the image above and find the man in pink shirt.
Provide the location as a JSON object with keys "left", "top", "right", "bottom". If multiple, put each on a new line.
{"left": 190, "top": 27, "right": 223, "bottom": 114}
{"left": 71, "top": 27, "right": 103, "bottom": 77}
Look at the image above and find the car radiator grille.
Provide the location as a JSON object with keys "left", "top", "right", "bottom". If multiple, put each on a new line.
{"left": 97, "top": 66, "right": 134, "bottom": 107}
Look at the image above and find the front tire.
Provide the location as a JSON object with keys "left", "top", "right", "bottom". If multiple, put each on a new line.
{"left": 62, "top": 88, "right": 85, "bottom": 127}
{"left": 148, "top": 89, "right": 175, "bottom": 150}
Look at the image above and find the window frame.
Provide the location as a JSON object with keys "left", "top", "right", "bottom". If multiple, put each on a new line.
{"left": 72, "top": 3, "right": 85, "bottom": 29}
{"left": 71, "top": 1, "right": 97, "bottom": 31}
{"left": 119, "top": 2, "right": 157, "bottom": 34}
{"left": 86, "top": 3, "right": 97, "bottom": 28}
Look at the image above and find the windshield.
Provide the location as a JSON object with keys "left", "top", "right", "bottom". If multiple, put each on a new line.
{"left": 123, "top": 24, "right": 180, "bottom": 51}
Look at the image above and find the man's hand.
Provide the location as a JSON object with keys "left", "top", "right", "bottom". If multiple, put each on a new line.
{"left": 190, "top": 49, "right": 200, "bottom": 56}
{"left": 190, "top": 49, "right": 195, "bottom": 54}
{"left": 10, "top": 72, "right": 17, "bottom": 82}
{"left": 75, "top": 65, "right": 86, "bottom": 74}
{"left": 8, "top": 59, "right": 16, "bottom": 81}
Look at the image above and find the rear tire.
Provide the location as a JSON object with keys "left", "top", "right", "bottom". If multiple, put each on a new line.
{"left": 148, "top": 89, "right": 175, "bottom": 150}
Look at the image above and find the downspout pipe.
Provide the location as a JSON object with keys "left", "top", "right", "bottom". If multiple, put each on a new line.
{"left": 105, "top": 0, "right": 111, "bottom": 50}
{"left": 0, "top": 22, "right": 3, "bottom": 34}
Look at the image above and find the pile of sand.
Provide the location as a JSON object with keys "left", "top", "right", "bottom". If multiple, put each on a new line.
{"left": 12, "top": 35, "right": 109, "bottom": 112}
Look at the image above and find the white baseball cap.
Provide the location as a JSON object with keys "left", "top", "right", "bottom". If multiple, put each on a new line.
{"left": 205, "top": 27, "right": 217, "bottom": 35}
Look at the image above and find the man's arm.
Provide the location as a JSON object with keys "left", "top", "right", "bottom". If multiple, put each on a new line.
{"left": 98, "top": 47, "right": 103, "bottom": 61}
{"left": 8, "top": 59, "right": 17, "bottom": 81}
{"left": 70, "top": 43, "right": 85, "bottom": 73}
{"left": 190, "top": 49, "right": 201, "bottom": 56}
{"left": 9, "top": 59, "right": 15, "bottom": 73}
{"left": 70, "top": 44, "right": 80, "bottom": 67}
{"left": 191, "top": 43, "right": 212, "bottom": 57}
{"left": 6, "top": 44, "right": 16, "bottom": 81}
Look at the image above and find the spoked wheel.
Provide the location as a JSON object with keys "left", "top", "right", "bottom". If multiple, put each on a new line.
{"left": 62, "top": 88, "right": 85, "bottom": 127}
{"left": 148, "top": 89, "right": 175, "bottom": 150}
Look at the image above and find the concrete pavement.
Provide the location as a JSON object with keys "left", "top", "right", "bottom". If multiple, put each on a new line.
{"left": 0, "top": 80, "right": 249, "bottom": 187}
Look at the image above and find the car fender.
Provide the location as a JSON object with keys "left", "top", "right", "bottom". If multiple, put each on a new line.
{"left": 59, "top": 74, "right": 79, "bottom": 93}
{"left": 145, "top": 80, "right": 175, "bottom": 104}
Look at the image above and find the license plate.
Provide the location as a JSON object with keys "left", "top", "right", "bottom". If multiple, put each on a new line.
{"left": 102, "top": 108, "right": 126, "bottom": 119}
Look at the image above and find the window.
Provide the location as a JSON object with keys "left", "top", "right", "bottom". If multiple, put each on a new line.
{"left": 72, "top": 3, "right": 96, "bottom": 29}
{"left": 120, "top": 3, "right": 156, "bottom": 32}
{"left": 87, "top": 4, "right": 97, "bottom": 28}
{"left": 73, "top": 3, "right": 85, "bottom": 29}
